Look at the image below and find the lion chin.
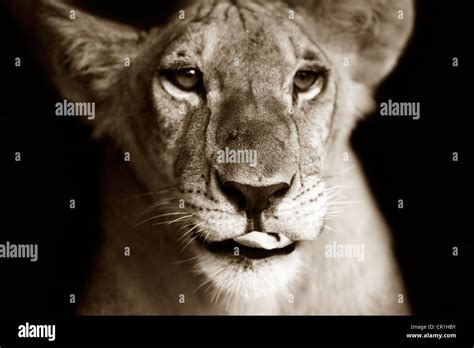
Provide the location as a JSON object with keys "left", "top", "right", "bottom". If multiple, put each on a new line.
{"left": 191, "top": 238, "right": 305, "bottom": 308}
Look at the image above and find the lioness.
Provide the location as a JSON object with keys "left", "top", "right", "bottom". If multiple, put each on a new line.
{"left": 35, "top": 0, "right": 414, "bottom": 314}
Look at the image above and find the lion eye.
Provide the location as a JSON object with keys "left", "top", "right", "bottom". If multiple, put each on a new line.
{"left": 293, "top": 70, "right": 320, "bottom": 92}
{"left": 168, "top": 68, "right": 202, "bottom": 91}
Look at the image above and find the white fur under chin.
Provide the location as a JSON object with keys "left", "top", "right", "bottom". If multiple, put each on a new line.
{"left": 192, "top": 245, "right": 304, "bottom": 314}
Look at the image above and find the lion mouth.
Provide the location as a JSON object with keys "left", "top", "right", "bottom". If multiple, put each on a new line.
{"left": 196, "top": 231, "right": 297, "bottom": 260}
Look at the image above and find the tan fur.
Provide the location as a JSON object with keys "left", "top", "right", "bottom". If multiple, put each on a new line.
{"left": 34, "top": 0, "right": 414, "bottom": 314}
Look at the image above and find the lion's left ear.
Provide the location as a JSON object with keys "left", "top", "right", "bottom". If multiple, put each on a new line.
{"left": 292, "top": 0, "right": 415, "bottom": 87}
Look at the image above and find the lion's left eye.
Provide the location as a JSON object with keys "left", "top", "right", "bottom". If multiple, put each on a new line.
{"left": 293, "top": 70, "right": 321, "bottom": 92}
{"left": 166, "top": 68, "right": 202, "bottom": 91}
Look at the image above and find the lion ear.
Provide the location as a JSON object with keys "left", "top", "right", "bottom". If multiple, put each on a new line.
{"left": 38, "top": 0, "right": 145, "bottom": 101}
{"left": 293, "top": 0, "right": 415, "bottom": 87}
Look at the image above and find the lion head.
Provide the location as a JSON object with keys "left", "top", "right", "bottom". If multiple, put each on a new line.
{"left": 40, "top": 0, "right": 414, "bottom": 308}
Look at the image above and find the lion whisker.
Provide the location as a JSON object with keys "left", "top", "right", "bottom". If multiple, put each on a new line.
{"left": 178, "top": 225, "right": 205, "bottom": 253}
{"left": 322, "top": 165, "right": 356, "bottom": 180}
{"left": 122, "top": 187, "right": 178, "bottom": 202}
{"left": 323, "top": 224, "right": 334, "bottom": 231}
{"left": 326, "top": 200, "right": 364, "bottom": 206}
{"left": 152, "top": 215, "right": 193, "bottom": 226}
{"left": 172, "top": 255, "right": 200, "bottom": 265}
{"left": 177, "top": 222, "right": 205, "bottom": 243}
{"left": 137, "top": 200, "right": 178, "bottom": 218}
{"left": 194, "top": 268, "right": 222, "bottom": 294}
{"left": 134, "top": 212, "right": 189, "bottom": 228}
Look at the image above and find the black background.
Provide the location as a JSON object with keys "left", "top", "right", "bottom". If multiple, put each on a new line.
{"left": 0, "top": 0, "right": 472, "bottom": 321}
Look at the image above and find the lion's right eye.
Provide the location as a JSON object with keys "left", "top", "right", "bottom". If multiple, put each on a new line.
{"left": 164, "top": 68, "right": 202, "bottom": 91}
{"left": 294, "top": 70, "right": 320, "bottom": 92}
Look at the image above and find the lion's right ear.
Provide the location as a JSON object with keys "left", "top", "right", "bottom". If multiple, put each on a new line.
{"left": 38, "top": 0, "right": 145, "bottom": 101}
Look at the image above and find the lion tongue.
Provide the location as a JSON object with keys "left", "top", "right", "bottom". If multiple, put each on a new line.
{"left": 233, "top": 231, "right": 293, "bottom": 250}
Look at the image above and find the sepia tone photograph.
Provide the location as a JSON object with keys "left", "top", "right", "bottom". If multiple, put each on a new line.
{"left": 0, "top": 0, "right": 472, "bottom": 345}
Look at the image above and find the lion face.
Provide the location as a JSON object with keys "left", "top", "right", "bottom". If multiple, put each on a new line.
{"left": 42, "top": 0, "right": 414, "bottom": 305}
{"left": 145, "top": 3, "right": 338, "bottom": 300}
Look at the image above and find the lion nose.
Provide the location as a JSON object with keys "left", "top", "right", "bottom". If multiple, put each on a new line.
{"left": 220, "top": 180, "right": 290, "bottom": 212}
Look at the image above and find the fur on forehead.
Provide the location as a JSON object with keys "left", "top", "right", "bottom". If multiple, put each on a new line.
{"left": 38, "top": 0, "right": 413, "bottom": 141}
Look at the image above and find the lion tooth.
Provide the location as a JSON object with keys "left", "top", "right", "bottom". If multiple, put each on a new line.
{"left": 233, "top": 231, "right": 293, "bottom": 250}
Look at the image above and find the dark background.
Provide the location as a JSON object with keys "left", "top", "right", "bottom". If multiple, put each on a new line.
{"left": 0, "top": 0, "right": 472, "bottom": 318}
